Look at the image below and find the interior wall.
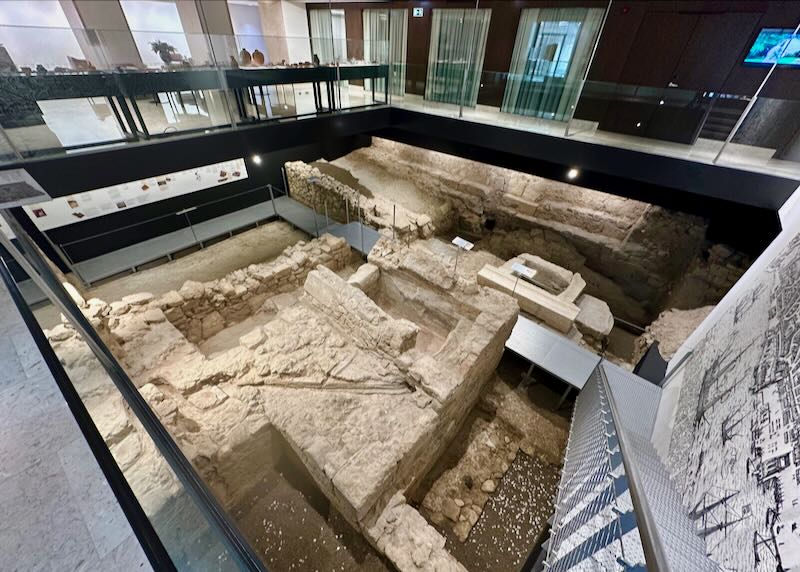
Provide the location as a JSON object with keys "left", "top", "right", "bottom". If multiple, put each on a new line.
{"left": 588, "top": 0, "right": 800, "bottom": 99}
{"left": 25, "top": 134, "right": 370, "bottom": 263}
{"left": 71, "top": 0, "right": 143, "bottom": 66}
{"left": 652, "top": 181, "right": 800, "bottom": 566}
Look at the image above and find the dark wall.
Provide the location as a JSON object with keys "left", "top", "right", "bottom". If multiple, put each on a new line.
{"left": 326, "top": 0, "right": 799, "bottom": 102}
{"left": 6, "top": 110, "right": 383, "bottom": 264}
{"left": 41, "top": 136, "right": 369, "bottom": 263}
{"left": 590, "top": 1, "right": 800, "bottom": 97}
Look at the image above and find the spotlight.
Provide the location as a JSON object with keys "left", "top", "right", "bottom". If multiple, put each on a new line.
{"left": 566, "top": 168, "right": 579, "bottom": 180}
{"left": 636, "top": 122, "right": 642, "bottom": 128}
{"left": 659, "top": 99, "right": 665, "bottom": 105}
{"left": 252, "top": 154, "right": 262, "bottom": 165}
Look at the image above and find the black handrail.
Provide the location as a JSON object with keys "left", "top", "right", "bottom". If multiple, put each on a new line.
{"left": 0, "top": 258, "right": 177, "bottom": 571}
{"left": 1, "top": 209, "right": 268, "bottom": 572}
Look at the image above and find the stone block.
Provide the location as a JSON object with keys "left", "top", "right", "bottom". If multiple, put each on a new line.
{"left": 201, "top": 311, "right": 224, "bottom": 339}
{"left": 109, "top": 301, "right": 130, "bottom": 316}
{"left": 161, "top": 290, "right": 184, "bottom": 308}
{"left": 239, "top": 327, "right": 265, "bottom": 350}
{"left": 347, "top": 263, "right": 380, "bottom": 294}
{"left": 575, "top": 295, "right": 614, "bottom": 340}
{"left": 122, "top": 292, "right": 154, "bottom": 306}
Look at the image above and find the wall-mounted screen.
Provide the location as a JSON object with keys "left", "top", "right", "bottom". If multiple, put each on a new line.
{"left": 744, "top": 28, "right": 800, "bottom": 67}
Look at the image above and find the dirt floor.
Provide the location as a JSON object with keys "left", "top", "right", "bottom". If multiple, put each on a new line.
{"left": 326, "top": 155, "right": 447, "bottom": 216}
{"left": 34, "top": 221, "right": 307, "bottom": 328}
{"left": 411, "top": 351, "right": 572, "bottom": 572}
{"left": 231, "top": 433, "right": 391, "bottom": 572}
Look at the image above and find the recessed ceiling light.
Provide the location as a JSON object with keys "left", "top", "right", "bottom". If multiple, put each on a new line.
{"left": 636, "top": 122, "right": 642, "bottom": 128}
{"left": 659, "top": 99, "right": 665, "bottom": 105}
{"left": 252, "top": 154, "right": 262, "bottom": 165}
{"left": 567, "top": 168, "right": 579, "bottom": 180}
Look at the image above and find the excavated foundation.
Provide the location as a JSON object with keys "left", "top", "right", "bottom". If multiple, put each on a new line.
{"left": 286, "top": 138, "right": 751, "bottom": 326}
{"left": 46, "top": 233, "right": 544, "bottom": 571}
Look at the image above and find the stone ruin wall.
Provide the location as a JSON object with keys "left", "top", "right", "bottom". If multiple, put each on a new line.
{"left": 334, "top": 138, "right": 751, "bottom": 325}
{"left": 45, "top": 234, "right": 521, "bottom": 572}
{"left": 157, "top": 235, "right": 352, "bottom": 342}
{"left": 285, "top": 161, "right": 440, "bottom": 241}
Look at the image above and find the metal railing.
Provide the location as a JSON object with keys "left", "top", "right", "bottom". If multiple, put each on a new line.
{"left": 545, "top": 362, "right": 717, "bottom": 571}
{"left": 0, "top": 207, "right": 268, "bottom": 571}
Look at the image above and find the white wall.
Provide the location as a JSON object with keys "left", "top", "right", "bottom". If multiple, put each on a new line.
{"left": 281, "top": 0, "right": 312, "bottom": 63}
{"left": 119, "top": 0, "right": 191, "bottom": 68}
{"left": 652, "top": 182, "right": 800, "bottom": 457}
{"left": 0, "top": 0, "right": 85, "bottom": 69}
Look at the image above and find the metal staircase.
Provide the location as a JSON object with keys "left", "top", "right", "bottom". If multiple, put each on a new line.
{"left": 540, "top": 363, "right": 716, "bottom": 571}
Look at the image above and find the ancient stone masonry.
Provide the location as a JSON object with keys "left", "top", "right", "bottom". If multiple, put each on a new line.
{"left": 632, "top": 305, "right": 714, "bottom": 364}
{"left": 330, "top": 138, "right": 751, "bottom": 325}
{"left": 45, "top": 234, "right": 519, "bottom": 572}
{"left": 477, "top": 252, "right": 614, "bottom": 348}
{"left": 285, "top": 160, "right": 439, "bottom": 240}
{"left": 155, "top": 234, "right": 351, "bottom": 342}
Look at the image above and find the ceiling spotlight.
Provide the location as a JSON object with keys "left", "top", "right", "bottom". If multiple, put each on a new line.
{"left": 252, "top": 154, "right": 262, "bottom": 165}
{"left": 659, "top": 99, "right": 665, "bottom": 105}
{"left": 566, "top": 168, "right": 579, "bottom": 180}
{"left": 636, "top": 122, "right": 642, "bottom": 128}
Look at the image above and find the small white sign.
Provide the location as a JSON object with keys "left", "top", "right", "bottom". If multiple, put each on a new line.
{"left": 452, "top": 236, "right": 474, "bottom": 251}
{"left": 413, "top": 7, "right": 424, "bottom": 17}
{"left": 511, "top": 262, "right": 536, "bottom": 280}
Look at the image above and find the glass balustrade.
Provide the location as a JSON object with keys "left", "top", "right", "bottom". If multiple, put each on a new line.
{"left": 0, "top": 4, "right": 796, "bottom": 178}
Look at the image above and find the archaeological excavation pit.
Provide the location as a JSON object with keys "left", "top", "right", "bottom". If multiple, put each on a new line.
{"left": 32, "top": 135, "right": 755, "bottom": 571}
{"left": 45, "top": 224, "right": 586, "bottom": 571}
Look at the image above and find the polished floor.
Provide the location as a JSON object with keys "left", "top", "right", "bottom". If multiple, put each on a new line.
{"left": 0, "top": 81, "right": 380, "bottom": 160}
{"left": 391, "top": 94, "right": 800, "bottom": 181}
{"left": 0, "top": 281, "right": 150, "bottom": 571}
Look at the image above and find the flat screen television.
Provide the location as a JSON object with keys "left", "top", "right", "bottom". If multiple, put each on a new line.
{"left": 744, "top": 28, "right": 800, "bottom": 67}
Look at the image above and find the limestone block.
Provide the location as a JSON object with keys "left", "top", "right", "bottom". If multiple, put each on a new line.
{"left": 408, "top": 355, "right": 462, "bottom": 404}
{"left": 188, "top": 386, "right": 228, "bottom": 410}
{"left": 239, "top": 327, "right": 265, "bottom": 350}
{"left": 161, "top": 290, "right": 184, "bottom": 308}
{"left": 163, "top": 306, "right": 185, "bottom": 324}
{"left": 122, "top": 292, "right": 154, "bottom": 307}
{"left": 179, "top": 280, "right": 205, "bottom": 300}
{"left": 110, "top": 433, "right": 141, "bottom": 470}
{"left": 304, "top": 265, "right": 417, "bottom": 357}
{"left": 48, "top": 324, "right": 74, "bottom": 342}
{"left": 109, "top": 301, "right": 130, "bottom": 316}
{"left": 477, "top": 265, "right": 578, "bottom": 333}
{"left": 201, "top": 311, "right": 225, "bottom": 339}
{"left": 575, "top": 294, "right": 614, "bottom": 340}
{"left": 89, "top": 394, "right": 129, "bottom": 443}
{"left": 558, "top": 273, "right": 587, "bottom": 303}
{"left": 59, "top": 282, "right": 85, "bottom": 308}
{"left": 143, "top": 309, "right": 166, "bottom": 324}
{"left": 270, "top": 292, "right": 298, "bottom": 311}
{"left": 367, "top": 493, "right": 467, "bottom": 572}
{"left": 347, "top": 263, "right": 380, "bottom": 295}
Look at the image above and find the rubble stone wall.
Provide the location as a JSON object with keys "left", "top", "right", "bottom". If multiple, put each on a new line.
{"left": 336, "top": 138, "right": 751, "bottom": 325}
{"left": 156, "top": 234, "right": 351, "bottom": 342}
{"left": 285, "top": 161, "right": 438, "bottom": 240}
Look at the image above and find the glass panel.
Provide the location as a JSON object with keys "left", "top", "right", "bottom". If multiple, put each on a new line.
{"left": 502, "top": 7, "right": 605, "bottom": 121}
{"left": 31, "top": 301, "right": 241, "bottom": 571}
{"left": 425, "top": 8, "right": 491, "bottom": 107}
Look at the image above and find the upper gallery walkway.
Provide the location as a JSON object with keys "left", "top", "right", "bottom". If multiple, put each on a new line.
{"left": 391, "top": 90, "right": 800, "bottom": 183}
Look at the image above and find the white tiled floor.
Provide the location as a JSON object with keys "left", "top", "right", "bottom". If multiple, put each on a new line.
{"left": 0, "top": 282, "right": 151, "bottom": 571}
